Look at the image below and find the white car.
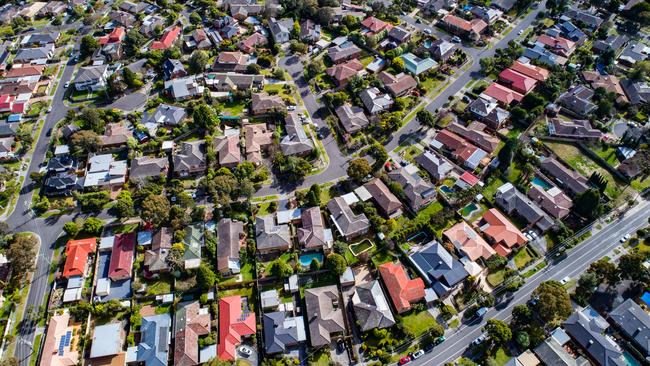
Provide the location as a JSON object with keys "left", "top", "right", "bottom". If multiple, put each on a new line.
{"left": 238, "top": 346, "right": 252, "bottom": 357}
{"left": 287, "top": 105, "right": 296, "bottom": 111}
{"left": 64, "top": 82, "right": 70, "bottom": 88}
{"left": 423, "top": 28, "right": 432, "bottom": 35}
{"left": 412, "top": 350, "right": 425, "bottom": 359}
{"left": 472, "top": 334, "right": 487, "bottom": 346}
{"left": 518, "top": 29, "right": 524, "bottom": 35}
{"left": 47, "top": 106, "right": 52, "bottom": 113}
{"left": 524, "top": 233, "right": 533, "bottom": 241}
{"left": 560, "top": 276, "right": 571, "bottom": 285}
{"left": 621, "top": 234, "right": 631, "bottom": 243}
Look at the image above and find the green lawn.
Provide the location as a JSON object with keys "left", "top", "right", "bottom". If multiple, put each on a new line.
{"left": 359, "top": 55, "right": 375, "bottom": 67}
{"left": 219, "top": 287, "right": 254, "bottom": 309}
{"left": 487, "top": 269, "right": 506, "bottom": 286}
{"left": 221, "top": 100, "right": 246, "bottom": 116}
{"left": 145, "top": 274, "right": 172, "bottom": 296}
{"left": 349, "top": 239, "right": 374, "bottom": 256}
{"left": 400, "top": 145, "right": 423, "bottom": 164}
{"left": 513, "top": 246, "right": 536, "bottom": 269}
{"left": 263, "top": 84, "right": 295, "bottom": 104}
{"left": 420, "top": 76, "right": 442, "bottom": 93}
{"left": 220, "top": 262, "right": 255, "bottom": 284}
{"left": 401, "top": 310, "right": 439, "bottom": 337}
{"left": 494, "top": 348, "right": 512, "bottom": 366}
{"left": 27, "top": 101, "right": 45, "bottom": 117}
{"left": 591, "top": 144, "right": 619, "bottom": 167}
{"left": 482, "top": 177, "right": 505, "bottom": 202}
{"left": 371, "top": 250, "right": 397, "bottom": 266}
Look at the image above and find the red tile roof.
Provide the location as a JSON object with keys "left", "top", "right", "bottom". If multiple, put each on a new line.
{"left": 217, "top": 296, "right": 256, "bottom": 360}
{"left": 378, "top": 261, "right": 425, "bottom": 313}
{"left": 434, "top": 129, "right": 479, "bottom": 162}
{"left": 325, "top": 59, "right": 364, "bottom": 85}
{"left": 361, "top": 16, "right": 393, "bottom": 34}
{"left": 98, "top": 27, "right": 125, "bottom": 45}
{"left": 459, "top": 171, "right": 480, "bottom": 186}
{"left": 477, "top": 208, "right": 527, "bottom": 254}
{"left": 509, "top": 60, "right": 550, "bottom": 81}
{"left": 151, "top": 26, "right": 181, "bottom": 50}
{"left": 498, "top": 68, "right": 537, "bottom": 94}
{"left": 63, "top": 238, "right": 97, "bottom": 279}
{"left": 442, "top": 14, "right": 472, "bottom": 32}
{"left": 108, "top": 232, "right": 135, "bottom": 281}
{"left": 4, "top": 65, "right": 44, "bottom": 78}
{"left": 536, "top": 34, "right": 575, "bottom": 56}
{"left": 482, "top": 82, "right": 523, "bottom": 105}
{"left": 444, "top": 221, "right": 495, "bottom": 261}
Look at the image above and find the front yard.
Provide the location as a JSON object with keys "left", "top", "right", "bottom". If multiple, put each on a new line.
{"left": 401, "top": 310, "right": 439, "bottom": 337}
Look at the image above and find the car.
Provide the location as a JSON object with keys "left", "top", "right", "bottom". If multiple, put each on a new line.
{"left": 423, "top": 28, "right": 432, "bottom": 34}
{"left": 530, "top": 231, "right": 538, "bottom": 239}
{"left": 451, "top": 36, "right": 461, "bottom": 43}
{"left": 560, "top": 276, "right": 571, "bottom": 285}
{"left": 621, "top": 234, "right": 631, "bottom": 242}
{"left": 46, "top": 128, "right": 52, "bottom": 137}
{"left": 423, "top": 343, "right": 435, "bottom": 352}
{"left": 412, "top": 350, "right": 425, "bottom": 359}
{"left": 399, "top": 356, "right": 412, "bottom": 365}
{"left": 476, "top": 307, "right": 488, "bottom": 318}
{"left": 238, "top": 346, "right": 252, "bottom": 357}
{"left": 287, "top": 105, "right": 296, "bottom": 111}
{"left": 472, "top": 334, "right": 487, "bottom": 346}
{"left": 47, "top": 106, "right": 52, "bottom": 113}
{"left": 399, "top": 160, "right": 408, "bottom": 167}
{"left": 518, "top": 29, "right": 524, "bottom": 35}
{"left": 524, "top": 233, "right": 532, "bottom": 241}
{"left": 416, "top": 18, "right": 421, "bottom": 23}
{"left": 336, "top": 340, "right": 345, "bottom": 352}
{"left": 434, "top": 336, "right": 446, "bottom": 345}
{"left": 64, "top": 82, "right": 70, "bottom": 88}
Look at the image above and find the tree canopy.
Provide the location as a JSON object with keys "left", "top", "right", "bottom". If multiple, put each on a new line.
{"left": 532, "top": 281, "right": 572, "bottom": 324}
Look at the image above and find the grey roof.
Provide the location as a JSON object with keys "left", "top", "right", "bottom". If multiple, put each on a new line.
{"left": 352, "top": 280, "right": 396, "bottom": 331}
{"left": 335, "top": 104, "right": 369, "bottom": 134}
{"left": 281, "top": 113, "right": 314, "bottom": 156}
{"left": 558, "top": 85, "right": 597, "bottom": 117}
{"left": 90, "top": 322, "right": 124, "bottom": 358}
{"left": 163, "top": 59, "right": 186, "bottom": 79}
{"left": 183, "top": 224, "right": 203, "bottom": 263}
{"left": 144, "top": 227, "right": 173, "bottom": 273}
{"left": 360, "top": 87, "right": 393, "bottom": 114}
{"left": 268, "top": 18, "right": 292, "bottom": 42}
{"left": 327, "top": 197, "right": 370, "bottom": 240}
{"left": 46, "top": 155, "right": 76, "bottom": 173}
{"left": 609, "top": 299, "right": 650, "bottom": 356}
{"left": 297, "top": 207, "right": 327, "bottom": 249}
{"left": 388, "top": 26, "right": 410, "bottom": 42}
{"left": 593, "top": 34, "right": 629, "bottom": 53}
{"left": 562, "top": 8, "right": 603, "bottom": 29}
{"left": 495, "top": 182, "right": 554, "bottom": 232}
{"left": 409, "top": 241, "right": 468, "bottom": 297}
{"left": 387, "top": 166, "right": 436, "bottom": 212}
{"left": 619, "top": 42, "right": 649, "bottom": 65}
{"left": 216, "top": 218, "right": 244, "bottom": 273}
{"left": 415, "top": 151, "right": 453, "bottom": 181}
{"left": 45, "top": 172, "right": 78, "bottom": 192}
{"left": 534, "top": 337, "right": 588, "bottom": 366}
{"left": 142, "top": 104, "right": 187, "bottom": 133}
{"left": 255, "top": 215, "right": 291, "bottom": 252}
{"left": 14, "top": 45, "right": 53, "bottom": 62}
{"left": 173, "top": 141, "right": 206, "bottom": 174}
{"left": 564, "top": 307, "right": 627, "bottom": 366}
{"left": 130, "top": 156, "right": 169, "bottom": 180}
{"left": 540, "top": 157, "right": 590, "bottom": 195}
{"left": 22, "top": 32, "right": 59, "bottom": 45}
{"left": 263, "top": 311, "right": 306, "bottom": 354}
{"left": 305, "top": 285, "right": 346, "bottom": 347}
{"left": 73, "top": 65, "right": 108, "bottom": 84}
{"left": 621, "top": 79, "right": 650, "bottom": 105}
{"left": 327, "top": 43, "right": 362, "bottom": 63}
{"left": 135, "top": 314, "right": 171, "bottom": 366}
{"left": 557, "top": 21, "right": 588, "bottom": 43}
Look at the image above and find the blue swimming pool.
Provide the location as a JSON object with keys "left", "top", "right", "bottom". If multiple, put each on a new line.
{"left": 623, "top": 351, "right": 641, "bottom": 366}
{"left": 531, "top": 176, "right": 552, "bottom": 190}
{"left": 299, "top": 253, "right": 324, "bottom": 267}
{"left": 424, "top": 39, "right": 432, "bottom": 48}
{"left": 440, "top": 185, "right": 455, "bottom": 194}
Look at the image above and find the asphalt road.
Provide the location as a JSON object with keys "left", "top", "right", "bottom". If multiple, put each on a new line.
{"left": 409, "top": 199, "right": 650, "bottom": 366}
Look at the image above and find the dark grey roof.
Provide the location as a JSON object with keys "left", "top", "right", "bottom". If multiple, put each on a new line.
{"left": 388, "top": 27, "right": 410, "bottom": 42}
{"left": 558, "top": 85, "right": 597, "bottom": 117}
{"left": 73, "top": 65, "right": 108, "bottom": 84}
{"left": 280, "top": 113, "right": 314, "bottom": 156}
{"left": 130, "top": 156, "right": 169, "bottom": 180}
{"left": 14, "top": 45, "right": 53, "bottom": 62}
{"left": 163, "top": 59, "right": 186, "bottom": 79}
{"left": 609, "top": 299, "right": 650, "bottom": 356}
{"left": 415, "top": 151, "right": 453, "bottom": 181}
{"left": 22, "top": 32, "right": 59, "bottom": 45}
{"left": 255, "top": 215, "right": 291, "bottom": 251}
{"left": 409, "top": 241, "right": 468, "bottom": 296}
{"left": 562, "top": 8, "right": 604, "bottom": 29}
{"left": 593, "top": 34, "right": 629, "bottom": 53}
{"left": 387, "top": 166, "right": 436, "bottom": 212}
{"left": 45, "top": 172, "right": 78, "bottom": 192}
{"left": 621, "top": 79, "right": 650, "bottom": 105}
{"left": 495, "top": 182, "right": 554, "bottom": 232}
{"left": 534, "top": 338, "right": 588, "bottom": 366}
{"left": 135, "top": 314, "right": 171, "bottom": 366}
{"left": 263, "top": 311, "right": 306, "bottom": 354}
{"left": 0, "top": 124, "right": 16, "bottom": 137}
{"left": 352, "top": 280, "right": 396, "bottom": 331}
{"left": 563, "top": 307, "right": 627, "bottom": 366}
{"left": 491, "top": 0, "right": 516, "bottom": 10}
{"left": 47, "top": 156, "right": 76, "bottom": 173}
{"left": 327, "top": 197, "right": 370, "bottom": 239}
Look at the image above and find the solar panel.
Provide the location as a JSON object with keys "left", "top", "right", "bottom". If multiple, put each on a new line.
{"left": 64, "top": 331, "right": 72, "bottom": 346}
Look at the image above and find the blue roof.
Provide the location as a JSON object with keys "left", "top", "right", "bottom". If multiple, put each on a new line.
{"left": 137, "top": 314, "right": 171, "bottom": 366}
{"left": 7, "top": 114, "right": 21, "bottom": 123}
{"left": 641, "top": 292, "right": 650, "bottom": 307}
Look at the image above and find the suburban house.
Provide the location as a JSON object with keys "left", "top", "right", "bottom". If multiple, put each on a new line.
{"left": 409, "top": 241, "right": 469, "bottom": 298}
{"left": 387, "top": 165, "right": 436, "bottom": 212}
{"left": 495, "top": 183, "right": 554, "bottom": 232}
{"left": 415, "top": 151, "right": 453, "bottom": 182}
{"left": 471, "top": 6, "right": 502, "bottom": 23}
{"left": 14, "top": 44, "right": 54, "bottom": 64}
{"left": 327, "top": 197, "right": 370, "bottom": 241}
{"left": 107, "top": 232, "right": 135, "bottom": 281}
{"left": 83, "top": 154, "right": 127, "bottom": 190}
{"left": 363, "top": 178, "right": 403, "bottom": 218}
{"left": 535, "top": 34, "right": 576, "bottom": 57}
{"left": 300, "top": 19, "right": 321, "bottom": 43}
{"left": 440, "top": 14, "right": 487, "bottom": 39}
{"left": 100, "top": 122, "right": 132, "bottom": 149}
{"left": 548, "top": 118, "right": 603, "bottom": 141}
{"left": 263, "top": 311, "right": 307, "bottom": 354}
{"left": 144, "top": 227, "right": 173, "bottom": 275}
{"left": 141, "top": 15, "right": 166, "bottom": 36}
{"left": 524, "top": 44, "right": 568, "bottom": 67}
{"left": 109, "top": 11, "right": 137, "bottom": 28}
{"left": 444, "top": 221, "right": 496, "bottom": 261}
{"left": 540, "top": 157, "right": 590, "bottom": 195}
{"left": 467, "top": 95, "right": 510, "bottom": 130}
{"left": 482, "top": 82, "right": 523, "bottom": 105}
{"left": 527, "top": 185, "right": 573, "bottom": 219}
{"left": 509, "top": 60, "right": 550, "bottom": 82}
{"left": 378, "top": 261, "right": 425, "bottom": 313}
{"left": 498, "top": 68, "right": 537, "bottom": 94}
{"left": 21, "top": 32, "right": 59, "bottom": 47}
{"left": 88, "top": 322, "right": 125, "bottom": 359}
{"left": 162, "top": 59, "right": 187, "bottom": 80}
{"left": 352, "top": 280, "right": 396, "bottom": 331}
{"left": 326, "top": 59, "right": 364, "bottom": 86}
{"left": 557, "top": 85, "right": 597, "bottom": 117}
{"left": 184, "top": 28, "right": 213, "bottom": 50}
{"left": 174, "top": 301, "right": 211, "bottom": 366}
{"left": 183, "top": 224, "right": 203, "bottom": 269}
{"left": 563, "top": 307, "right": 628, "bottom": 366}
{"left": 297, "top": 207, "right": 332, "bottom": 251}
{"left": 327, "top": 43, "right": 363, "bottom": 64}
{"left": 304, "top": 286, "right": 346, "bottom": 347}
{"left": 44, "top": 173, "right": 79, "bottom": 196}
{"left": 433, "top": 129, "right": 487, "bottom": 170}
{"left": 428, "top": 39, "right": 456, "bottom": 61}
{"left": 214, "top": 132, "right": 242, "bottom": 168}
{"left": 173, "top": 141, "right": 206, "bottom": 177}
{"left": 619, "top": 42, "right": 650, "bottom": 67}
{"left": 238, "top": 32, "right": 267, "bottom": 53}
{"left": 593, "top": 34, "right": 629, "bottom": 54}
{"left": 244, "top": 123, "right": 273, "bottom": 164}
{"left": 268, "top": 18, "right": 293, "bottom": 44}
{"left": 608, "top": 299, "right": 650, "bottom": 358}
{"left": 39, "top": 311, "right": 81, "bottom": 366}
{"left": 212, "top": 51, "right": 249, "bottom": 72}
{"left": 216, "top": 218, "right": 245, "bottom": 275}
{"left": 533, "top": 336, "right": 588, "bottom": 366}
{"left": 378, "top": 71, "right": 417, "bottom": 97}
{"left": 255, "top": 215, "right": 292, "bottom": 255}
{"left": 359, "top": 87, "right": 393, "bottom": 114}
{"left": 387, "top": 26, "right": 411, "bottom": 45}
{"left": 281, "top": 113, "right": 314, "bottom": 157}
{"left": 98, "top": 27, "right": 125, "bottom": 45}
{"left": 73, "top": 65, "right": 108, "bottom": 91}
{"left": 563, "top": 8, "right": 604, "bottom": 30}
{"left": 400, "top": 52, "right": 438, "bottom": 76}
{"left": 475, "top": 208, "right": 528, "bottom": 256}
{"left": 141, "top": 104, "right": 187, "bottom": 135}
{"left": 251, "top": 93, "right": 285, "bottom": 115}
{"left": 446, "top": 122, "right": 500, "bottom": 153}
{"left": 621, "top": 79, "right": 650, "bottom": 105}
{"left": 129, "top": 314, "right": 171, "bottom": 366}
{"left": 151, "top": 26, "right": 181, "bottom": 50}
{"left": 217, "top": 296, "right": 256, "bottom": 360}
{"left": 164, "top": 76, "right": 205, "bottom": 100}
{"left": 582, "top": 71, "right": 628, "bottom": 103}
{"left": 63, "top": 239, "right": 97, "bottom": 279}
{"left": 361, "top": 16, "right": 393, "bottom": 36}
{"left": 335, "top": 104, "right": 370, "bottom": 134}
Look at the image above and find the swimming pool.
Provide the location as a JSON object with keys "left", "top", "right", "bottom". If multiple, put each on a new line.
{"left": 460, "top": 203, "right": 479, "bottom": 217}
{"left": 424, "top": 40, "right": 432, "bottom": 48}
{"left": 440, "top": 185, "right": 455, "bottom": 194}
{"left": 531, "top": 176, "right": 552, "bottom": 190}
{"left": 299, "top": 253, "right": 324, "bottom": 267}
{"left": 623, "top": 351, "right": 641, "bottom": 366}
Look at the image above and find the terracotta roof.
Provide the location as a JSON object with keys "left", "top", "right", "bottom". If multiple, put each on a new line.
{"left": 482, "top": 82, "right": 523, "bottom": 105}
{"left": 434, "top": 129, "right": 480, "bottom": 162}
{"left": 509, "top": 60, "right": 550, "bottom": 81}
{"left": 476, "top": 208, "right": 527, "bottom": 255}
{"left": 378, "top": 71, "right": 418, "bottom": 97}
{"left": 63, "top": 238, "right": 97, "bottom": 279}
{"left": 444, "top": 221, "right": 495, "bottom": 261}
{"left": 442, "top": 14, "right": 472, "bottom": 32}
{"left": 98, "top": 27, "right": 125, "bottom": 45}
{"left": 361, "top": 16, "right": 393, "bottom": 33}
{"left": 217, "top": 296, "right": 256, "bottom": 360}
{"left": 174, "top": 301, "right": 211, "bottom": 366}
{"left": 325, "top": 59, "right": 364, "bottom": 85}
{"left": 582, "top": 71, "right": 628, "bottom": 103}
{"left": 5, "top": 65, "right": 44, "bottom": 78}
{"left": 107, "top": 232, "right": 135, "bottom": 281}
{"left": 151, "top": 26, "right": 181, "bottom": 50}
{"left": 498, "top": 68, "right": 537, "bottom": 94}
{"left": 216, "top": 51, "right": 248, "bottom": 65}
{"left": 378, "top": 261, "right": 425, "bottom": 313}
{"left": 536, "top": 34, "right": 575, "bottom": 56}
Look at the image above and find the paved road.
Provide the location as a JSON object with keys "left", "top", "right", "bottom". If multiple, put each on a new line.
{"left": 409, "top": 199, "right": 650, "bottom": 366}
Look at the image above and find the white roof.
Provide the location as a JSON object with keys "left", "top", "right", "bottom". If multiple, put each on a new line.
{"left": 63, "top": 287, "right": 82, "bottom": 303}
{"left": 276, "top": 208, "right": 302, "bottom": 224}
{"left": 354, "top": 186, "right": 372, "bottom": 201}
{"left": 99, "top": 236, "right": 115, "bottom": 251}
{"left": 54, "top": 145, "right": 70, "bottom": 155}
{"left": 96, "top": 278, "right": 111, "bottom": 296}
{"left": 341, "top": 192, "right": 359, "bottom": 205}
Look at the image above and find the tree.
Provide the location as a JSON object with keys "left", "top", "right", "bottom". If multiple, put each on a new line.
{"left": 188, "top": 50, "right": 209, "bottom": 74}
{"left": 166, "top": 243, "right": 185, "bottom": 273}
{"left": 273, "top": 153, "right": 312, "bottom": 181}
{"left": 618, "top": 252, "right": 650, "bottom": 284}
{"left": 532, "top": 281, "right": 572, "bottom": 324}
{"left": 628, "top": 60, "right": 650, "bottom": 80}
{"left": 307, "top": 184, "right": 321, "bottom": 206}
{"left": 83, "top": 217, "right": 104, "bottom": 236}
{"left": 392, "top": 57, "right": 405, "bottom": 72}
{"left": 574, "top": 189, "right": 602, "bottom": 219}
{"left": 484, "top": 319, "right": 512, "bottom": 345}
{"left": 123, "top": 68, "right": 143, "bottom": 89}
{"left": 289, "top": 40, "right": 308, "bottom": 54}
{"left": 246, "top": 63, "right": 261, "bottom": 74}
{"left": 70, "top": 130, "right": 101, "bottom": 156}
{"left": 327, "top": 253, "right": 347, "bottom": 275}
{"left": 588, "top": 258, "right": 619, "bottom": 286}
{"left": 125, "top": 29, "right": 146, "bottom": 57}
{"left": 113, "top": 190, "right": 134, "bottom": 218}
{"left": 141, "top": 195, "right": 171, "bottom": 227}
{"left": 417, "top": 110, "right": 435, "bottom": 127}
{"left": 7, "top": 234, "right": 38, "bottom": 279}
{"left": 309, "top": 258, "right": 321, "bottom": 271}
{"left": 305, "top": 59, "right": 325, "bottom": 79}
{"left": 268, "top": 259, "right": 293, "bottom": 277}
{"left": 515, "top": 331, "right": 530, "bottom": 349}
{"left": 196, "top": 263, "right": 217, "bottom": 290}
{"left": 292, "top": 20, "right": 301, "bottom": 38}
{"left": 193, "top": 104, "right": 219, "bottom": 130}
{"left": 347, "top": 158, "right": 372, "bottom": 182}
{"left": 63, "top": 222, "right": 81, "bottom": 238}
{"left": 80, "top": 35, "right": 99, "bottom": 58}
{"left": 107, "top": 73, "right": 127, "bottom": 98}
{"left": 511, "top": 304, "right": 532, "bottom": 326}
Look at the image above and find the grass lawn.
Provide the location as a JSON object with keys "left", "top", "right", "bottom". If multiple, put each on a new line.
{"left": 482, "top": 177, "right": 505, "bottom": 202}
{"left": 344, "top": 245, "right": 360, "bottom": 266}
{"left": 401, "top": 310, "right": 439, "bottom": 337}
{"left": 631, "top": 177, "right": 650, "bottom": 192}
{"left": 349, "top": 239, "right": 374, "bottom": 256}
{"left": 221, "top": 100, "right": 246, "bottom": 116}
{"left": 263, "top": 84, "right": 295, "bottom": 104}
{"left": 257, "top": 202, "right": 275, "bottom": 216}
{"left": 145, "top": 278, "right": 172, "bottom": 296}
{"left": 400, "top": 145, "right": 423, "bottom": 164}
{"left": 220, "top": 262, "right": 255, "bottom": 284}
{"left": 590, "top": 144, "right": 619, "bottom": 167}
{"left": 218, "top": 287, "right": 254, "bottom": 309}
{"left": 27, "top": 101, "right": 45, "bottom": 117}
{"left": 487, "top": 269, "right": 506, "bottom": 286}
{"left": 359, "top": 55, "right": 375, "bottom": 67}
{"left": 523, "top": 260, "right": 547, "bottom": 278}
{"left": 494, "top": 348, "right": 512, "bottom": 366}
{"left": 29, "top": 333, "right": 43, "bottom": 366}
{"left": 371, "top": 250, "right": 397, "bottom": 266}
{"left": 421, "top": 77, "right": 442, "bottom": 93}
{"left": 449, "top": 318, "right": 460, "bottom": 328}
{"left": 545, "top": 141, "right": 625, "bottom": 199}
{"left": 513, "top": 246, "right": 536, "bottom": 269}
{"left": 311, "top": 351, "right": 330, "bottom": 366}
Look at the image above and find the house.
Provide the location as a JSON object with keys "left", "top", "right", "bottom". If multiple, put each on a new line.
{"left": 593, "top": 34, "right": 629, "bottom": 54}
{"left": 281, "top": 113, "right": 314, "bottom": 156}
{"left": 238, "top": 32, "right": 267, "bottom": 53}
{"left": 212, "top": 51, "right": 249, "bottom": 72}
{"left": 387, "top": 165, "right": 436, "bottom": 212}
{"left": 428, "top": 39, "right": 456, "bottom": 62}
{"left": 582, "top": 71, "right": 627, "bottom": 103}
{"left": 183, "top": 224, "right": 203, "bottom": 270}
{"left": 83, "top": 154, "right": 127, "bottom": 189}
{"left": 244, "top": 123, "right": 273, "bottom": 164}
{"left": 409, "top": 241, "right": 469, "bottom": 297}
{"left": 151, "top": 26, "right": 181, "bottom": 50}
{"left": 528, "top": 185, "right": 572, "bottom": 219}
{"left": 99, "top": 43, "right": 123, "bottom": 62}
{"left": 335, "top": 104, "right": 369, "bottom": 134}
{"left": 482, "top": 83, "right": 523, "bottom": 105}
{"left": 217, "top": 218, "right": 245, "bottom": 275}
{"left": 619, "top": 42, "right": 649, "bottom": 67}
{"left": 327, "top": 197, "right": 370, "bottom": 241}
{"left": 326, "top": 59, "right": 364, "bottom": 86}
{"left": 557, "top": 85, "right": 597, "bottom": 117}
{"left": 523, "top": 45, "right": 568, "bottom": 67}
{"left": 21, "top": 32, "right": 59, "bottom": 47}
{"left": 364, "top": 178, "right": 402, "bottom": 218}
{"left": 440, "top": 14, "right": 487, "bottom": 39}
{"left": 0, "top": 136, "right": 14, "bottom": 160}
{"left": 72, "top": 65, "right": 107, "bottom": 91}
{"left": 471, "top": 6, "right": 502, "bottom": 23}
{"left": 89, "top": 323, "right": 124, "bottom": 358}
{"left": 297, "top": 207, "right": 331, "bottom": 251}
{"left": 184, "top": 28, "right": 213, "bottom": 50}
{"left": 214, "top": 132, "right": 242, "bottom": 168}
{"left": 536, "top": 34, "right": 576, "bottom": 57}
{"left": 498, "top": 68, "right": 537, "bottom": 94}
{"left": 109, "top": 11, "right": 137, "bottom": 28}
{"left": 14, "top": 44, "right": 54, "bottom": 64}
{"left": 540, "top": 157, "right": 589, "bottom": 195}
{"left": 44, "top": 173, "right": 79, "bottom": 196}
{"left": 378, "top": 71, "right": 417, "bottom": 98}
{"left": 609, "top": 299, "right": 650, "bottom": 357}
{"left": 251, "top": 92, "right": 285, "bottom": 115}
{"left": 621, "top": 79, "right": 650, "bottom": 105}
{"left": 555, "top": 21, "right": 588, "bottom": 44}
{"left": 4, "top": 65, "right": 44, "bottom": 81}
{"left": 475, "top": 208, "right": 527, "bottom": 256}
{"left": 300, "top": 19, "right": 321, "bottom": 43}
{"left": 534, "top": 336, "right": 589, "bottom": 366}
{"left": 509, "top": 60, "right": 550, "bottom": 82}
{"left": 379, "top": 262, "right": 424, "bottom": 314}
{"left": 433, "top": 129, "right": 487, "bottom": 170}
{"left": 361, "top": 16, "right": 393, "bottom": 36}
{"left": 204, "top": 73, "right": 264, "bottom": 93}
{"left": 98, "top": 27, "right": 125, "bottom": 45}
{"left": 548, "top": 118, "right": 603, "bottom": 141}
{"left": 173, "top": 141, "right": 206, "bottom": 177}
{"left": 255, "top": 215, "right": 291, "bottom": 255}
{"left": 129, "top": 314, "right": 171, "bottom": 366}
{"left": 304, "top": 286, "right": 346, "bottom": 347}
{"left": 39, "top": 311, "right": 80, "bottom": 366}
{"left": 165, "top": 76, "right": 205, "bottom": 100}
{"left": 144, "top": 228, "right": 173, "bottom": 275}
{"left": 327, "top": 43, "right": 363, "bottom": 64}
{"left": 228, "top": 2, "right": 263, "bottom": 20}
{"left": 495, "top": 182, "right": 554, "bottom": 232}
{"left": 444, "top": 221, "right": 496, "bottom": 261}
{"left": 447, "top": 122, "right": 500, "bottom": 153}
{"left": 467, "top": 95, "right": 510, "bottom": 130}
{"left": 401, "top": 52, "right": 438, "bottom": 76}
{"left": 263, "top": 311, "right": 307, "bottom": 354}
{"left": 387, "top": 26, "right": 411, "bottom": 44}
{"left": 563, "top": 307, "right": 628, "bottom": 366}
{"left": 415, "top": 151, "right": 453, "bottom": 182}
{"left": 562, "top": 8, "right": 604, "bottom": 30}
{"left": 100, "top": 122, "right": 132, "bottom": 149}
{"left": 126, "top": 155, "right": 167, "bottom": 182}
{"left": 141, "top": 104, "right": 186, "bottom": 135}
{"left": 119, "top": 0, "right": 148, "bottom": 13}
{"left": 108, "top": 232, "right": 135, "bottom": 281}
{"left": 360, "top": 87, "right": 393, "bottom": 115}
{"left": 268, "top": 18, "right": 293, "bottom": 44}
{"left": 352, "top": 280, "right": 396, "bottom": 331}
{"left": 174, "top": 301, "right": 211, "bottom": 366}
{"left": 217, "top": 296, "right": 256, "bottom": 360}
{"left": 163, "top": 59, "right": 187, "bottom": 81}
{"left": 141, "top": 15, "right": 166, "bottom": 36}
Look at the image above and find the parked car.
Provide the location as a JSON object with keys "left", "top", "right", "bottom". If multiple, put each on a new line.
{"left": 560, "top": 276, "right": 571, "bottom": 285}
{"left": 472, "top": 333, "right": 487, "bottom": 346}
{"left": 64, "top": 82, "right": 70, "bottom": 88}
{"left": 238, "top": 346, "right": 252, "bottom": 357}
{"left": 399, "top": 356, "right": 411, "bottom": 365}
{"left": 476, "top": 307, "right": 488, "bottom": 318}
{"left": 451, "top": 36, "right": 461, "bottom": 43}
{"left": 518, "top": 29, "right": 524, "bottom": 35}
{"left": 412, "top": 350, "right": 425, "bottom": 359}
{"left": 424, "top": 28, "right": 432, "bottom": 34}
{"left": 620, "top": 234, "right": 631, "bottom": 243}
{"left": 337, "top": 340, "right": 345, "bottom": 352}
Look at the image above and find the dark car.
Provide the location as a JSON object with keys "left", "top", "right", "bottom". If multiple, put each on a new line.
{"left": 336, "top": 340, "right": 345, "bottom": 353}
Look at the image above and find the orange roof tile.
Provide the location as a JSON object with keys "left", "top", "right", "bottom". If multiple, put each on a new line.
{"left": 217, "top": 296, "right": 256, "bottom": 360}
{"left": 63, "top": 238, "right": 97, "bottom": 279}
{"left": 477, "top": 208, "right": 527, "bottom": 251}
{"left": 444, "top": 221, "right": 495, "bottom": 261}
{"left": 378, "top": 262, "right": 425, "bottom": 313}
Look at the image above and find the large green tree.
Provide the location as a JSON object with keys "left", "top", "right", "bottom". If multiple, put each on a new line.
{"left": 326, "top": 253, "right": 347, "bottom": 275}
{"left": 484, "top": 319, "right": 512, "bottom": 345}
{"left": 80, "top": 35, "right": 99, "bottom": 58}
{"left": 531, "top": 281, "right": 572, "bottom": 324}
{"left": 141, "top": 194, "right": 171, "bottom": 227}
{"left": 347, "top": 158, "right": 372, "bottom": 182}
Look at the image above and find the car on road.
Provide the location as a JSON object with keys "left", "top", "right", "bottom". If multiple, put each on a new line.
{"left": 620, "top": 234, "right": 631, "bottom": 242}
{"left": 476, "top": 306, "right": 488, "bottom": 318}
{"left": 64, "top": 82, "right": 70, "bottom": 88}
{"left": 46, "top": 128, "right": 52, "bottom": 137}
{"left": 524, "top": 233, "right": 533, "bottom": 241}
{"left": 560, "top": 276, "right": 571, "bottom": 285}
{"left": 472, "top": 333, "right": 487, "bottom": 347}
{"left": 451, "top": 36, "right": 461, "bottom": 43}
{"left": 47, "top": 106, "right": 52, "bottom": 113}
{"left": 412, "top": 350, "right": 425, "bottom": 359}
{"left": 518, "top": 29, "right": 524, "bottom": 35}
{"left": 424, "top": 28, "right": 432, "bottom": 34}
{"left": 399, "top": 356, "right": 411, "bottom": 365}
{"left": 287, "top": 105, "right": 296, "bottom": 111}
{"left": 238, "top": 346, "right": 252, "bottom": 357}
